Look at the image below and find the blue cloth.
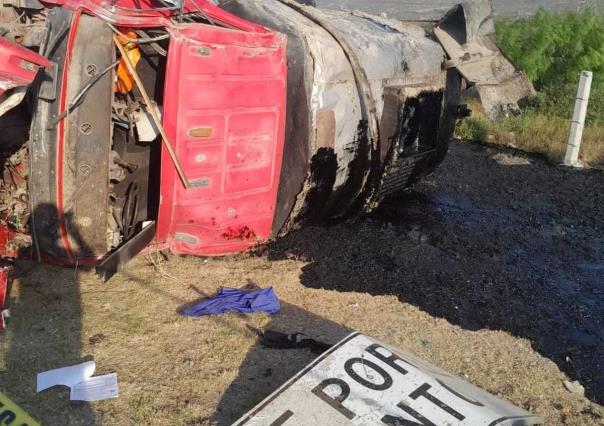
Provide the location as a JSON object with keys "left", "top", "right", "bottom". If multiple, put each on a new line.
{"left": 180, "top": 287, "right": 280, "bottom": 317}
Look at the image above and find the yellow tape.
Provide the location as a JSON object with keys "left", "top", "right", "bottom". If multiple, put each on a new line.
{"left": 0, "top": 391, "right": 40, "bottom": 426}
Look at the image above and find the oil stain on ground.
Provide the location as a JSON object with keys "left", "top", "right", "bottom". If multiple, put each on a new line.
{"left": 270, "top": 140, "right": 604, "bottom": 404}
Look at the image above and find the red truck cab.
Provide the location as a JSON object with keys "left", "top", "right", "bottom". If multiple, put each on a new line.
{"left": 0, "top": 0, "right": 494, "bottom": 280}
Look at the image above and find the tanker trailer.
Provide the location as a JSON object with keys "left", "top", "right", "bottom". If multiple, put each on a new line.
{"left": 220, "top": 0, "right": 462, "bottom": 236}
{"left": 0, "top": 0, "right": 508, "bottom": 279}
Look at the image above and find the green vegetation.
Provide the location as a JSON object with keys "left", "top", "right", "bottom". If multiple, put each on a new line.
{"left": 457, "top": 9, "right": 604, "bottom": 166}
{"left": 457, "top": 100, "right": 603, "bottom": 166}
{"left": 495, "top": 8, "right": 604, "bottom": 124}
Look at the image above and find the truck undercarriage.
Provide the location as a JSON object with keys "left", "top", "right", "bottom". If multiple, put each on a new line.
{"left": 0, "top": 0, "right": 529, "bottom": 279}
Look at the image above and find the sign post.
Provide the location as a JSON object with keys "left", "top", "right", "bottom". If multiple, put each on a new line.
{"left": 564, "top": 71, "right": 593, "bottom": 167}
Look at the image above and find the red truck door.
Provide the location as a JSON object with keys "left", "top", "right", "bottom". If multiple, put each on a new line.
{"left": 157, "top": 24, "right": 287, "bottom": 256}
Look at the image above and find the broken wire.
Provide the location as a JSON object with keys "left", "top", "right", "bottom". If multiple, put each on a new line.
{"left": 105, "top": 22, "right": 170, "bottom": 43}
{"left": 135, "top": 30, "right": 167, "bottom": 56}
{"left": 48, "top": 59, "right": 120, "bottom": 129}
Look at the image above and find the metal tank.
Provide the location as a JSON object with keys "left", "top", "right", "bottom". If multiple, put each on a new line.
{"left": 220, "top": 0, "right": 462, "bottom": 234}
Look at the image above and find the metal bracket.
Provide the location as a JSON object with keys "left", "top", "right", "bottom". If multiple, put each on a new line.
{"left": 96, "top": 221, "right": 156, "bottom": 282}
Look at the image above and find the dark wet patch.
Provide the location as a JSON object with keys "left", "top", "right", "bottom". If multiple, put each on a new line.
{"left": 294, "top": 147, "right": 338, "bottom": 224}
{"left": 268, "top": 140, "right": 604, "bottom": 403}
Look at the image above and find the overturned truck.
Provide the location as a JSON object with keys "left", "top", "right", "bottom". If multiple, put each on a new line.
{"left": 0, "top": 0, "right": 527, "bottom": 278}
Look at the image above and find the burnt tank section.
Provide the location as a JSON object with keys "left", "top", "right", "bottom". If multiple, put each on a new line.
{"left": 220, "top": 0, "right": 462, "bottom": 235}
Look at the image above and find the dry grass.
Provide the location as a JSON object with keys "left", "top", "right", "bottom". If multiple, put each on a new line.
{"left": 0, "top": 251, "right": 602, "bottom": 425}
{"left": 457, "top": 100, "right": 604, "bottom": 168}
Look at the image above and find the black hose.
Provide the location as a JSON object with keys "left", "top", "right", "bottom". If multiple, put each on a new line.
{"left": 48, "top": 59, "right": 120, "bottom": 129}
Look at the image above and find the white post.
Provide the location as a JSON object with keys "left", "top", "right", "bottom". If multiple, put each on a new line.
{"left": 564, "top": 71, "right": 593, "bottom": 167}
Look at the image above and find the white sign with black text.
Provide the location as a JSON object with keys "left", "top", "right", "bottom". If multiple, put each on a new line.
{"left": 234, "top": 333, "right": 543, "bottom": 426}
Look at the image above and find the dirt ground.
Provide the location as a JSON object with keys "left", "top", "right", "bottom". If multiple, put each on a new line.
{"left": 0, "top": 140, "right": 602, "bottom": 425}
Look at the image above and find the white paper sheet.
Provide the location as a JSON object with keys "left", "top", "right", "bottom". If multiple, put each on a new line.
{"left": 70, "top": 374, "right": 119, "bottom": 402}
{"left": 37, "top": 361, "right": 96, "bottom": 392}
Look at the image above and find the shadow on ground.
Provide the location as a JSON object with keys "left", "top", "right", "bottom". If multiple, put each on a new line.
{"left": 209, "top": 302, "right": 351, "bottom": 425}
{"left": 0, "top": 205, "right": 97, "bottom": 424}
{"left": 267, "top": 141, "right": 604, "bottom": 404}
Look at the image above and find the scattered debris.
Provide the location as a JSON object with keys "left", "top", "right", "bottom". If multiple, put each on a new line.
{"left": 491, "top": 153, "right": 532, "bottom": 166}
{"left": 434, "top": 0, "right": 535, "bottom": 119}
{"left": 37, "top": 361, "right": 96, "bottom": 392}
{"left": 88, "top": 333, "right": 108, "bottom": 345}
{"left": 257, "top": 329, "right": 332, "bottom": 355}
{"left": 180, "top": 287, "right": 280, "bottom": 317}
{"left": 0, "top": 308, "right": 8, "bottom": 330}
{"left": 563, "top": 380, "right": 586, "bottom": 396}
{"left": 37, "top": 361, "right": 118, "bottom": 401}
{"left": 0, "top": 145, "right": 31, "bottom": 258}
{"left": 70, "top": 374, "right": 119, "bottom": 402}
{"left": 0, "top": 87, "right": 27, "bottom": 117}
{"left": 407, "top": 225, "right": 430, "bottom": 243}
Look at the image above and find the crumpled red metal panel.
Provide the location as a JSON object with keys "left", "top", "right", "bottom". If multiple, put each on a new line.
{"left": 0, "top": 266, "right": 11, "bottom": 331}
{"left": 157, "top": 24, "right": 287, "bottom": 256}
{"left": 40, "top": 0, "right": 270, "bottom": 31}
{"left": 0, "top": 38, "right": 50, "bottom": 95}
{"left": 0, "top": 227, "right": 20, "bottom": 259}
